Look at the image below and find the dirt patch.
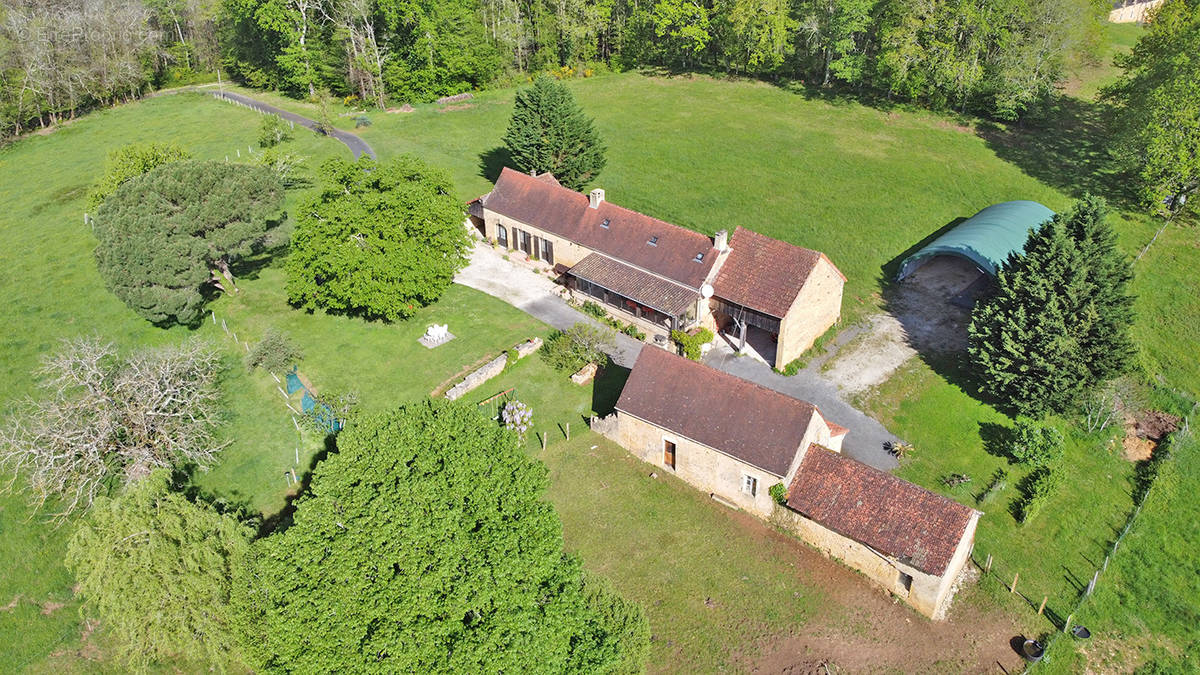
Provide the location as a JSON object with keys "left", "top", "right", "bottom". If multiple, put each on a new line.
{"left": 1122, "top": 424, "right": 1155, "bottom": 462}
{"left": 40, "top": 600, "right": 65, "bottom": 615}
{"left": 435, "top": 104, "right": 475, "bottom": 113}
{"left": 386, "top": 104, "right": 415, "bottom": 113}
{"left": 2, "top": 594, "right": 22, "bottom": 611}
{"left": 1134, "top": 409, "right": 1181, "bottom": 441}
{"left": 822, "top": 256, "right": 985, "bottom": 394}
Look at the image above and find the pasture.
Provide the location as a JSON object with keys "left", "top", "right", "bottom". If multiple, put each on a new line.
{"left": 3, "top": 20, "right": 1197, "bottom": 669}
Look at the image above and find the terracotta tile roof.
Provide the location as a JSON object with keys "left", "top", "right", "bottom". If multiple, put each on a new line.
{"left": 713, "top": 226, "right": 844, "bottom": 318}
{"left": 828, "top": 421, "right": 849, "bottom": 437}
{"left": 482, "top": 168, "right": 717, "bottom": 288}
{"left": 616, "top": 347, "right": 819, "bottom": 476}
{"left": 570, "top": 254, "right": 699, "bottom": 317}
{"left": 786, "top": 446, "right": 975, "bottom": 576}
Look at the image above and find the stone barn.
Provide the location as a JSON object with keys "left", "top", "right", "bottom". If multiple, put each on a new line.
{"left": 607, "top": 347, "right": 980, "bottom": 619}
{"left": 469, "top": 168, "right": 845, "bottom": 368}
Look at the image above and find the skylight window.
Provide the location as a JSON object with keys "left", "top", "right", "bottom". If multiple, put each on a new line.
{"left": 600, "top": 218, "right": 611, "bottom": 229}
{"left": 648, "top": 236, "right": 658, "bottom": 246}
{"left": 693, "top": 253, "right": 704, "bottom": 263}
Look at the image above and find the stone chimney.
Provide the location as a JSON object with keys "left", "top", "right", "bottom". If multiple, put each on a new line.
{"left": 588, "top": 188, "right": 605, "bottom": 209}
{"left": 714, "top": 229, "right": 729, "bottom": 252}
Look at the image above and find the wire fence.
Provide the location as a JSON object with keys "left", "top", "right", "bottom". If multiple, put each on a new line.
{"left": 969, "top": 412, "right": 1194, "bottom": 671}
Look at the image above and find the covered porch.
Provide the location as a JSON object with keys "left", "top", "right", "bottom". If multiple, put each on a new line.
{"left": 568, "top": 254, "right": 700, "bottom": 336}
{"left": 712, "top": 297, "right": 782, "bottom": 366}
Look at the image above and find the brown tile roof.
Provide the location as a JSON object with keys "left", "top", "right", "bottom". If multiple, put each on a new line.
{"left": 616, "top": 347, "right": 819, "bottom": 476}
{"left": 570, "top": 254, "right": 699, "bottom": 317}
{"left": 713, "top": 226, "right": 844, "bottom": 318}
{"left": 483, "top": 168, "right": 717, "bottom": 288}
{"left": 786, "top": 446, "right": 975, "bottom": 576}
{"left": 828, "top": 421, "right": 849, "bottom": 437}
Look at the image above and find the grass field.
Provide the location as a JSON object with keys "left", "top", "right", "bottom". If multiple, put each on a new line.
{"left": 2, "top": 20, "right": 1198, "bottom": 670}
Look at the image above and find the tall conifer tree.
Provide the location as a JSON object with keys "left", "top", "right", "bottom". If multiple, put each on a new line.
{"left": 503, "top": 76, "right": 607, "bottom": 191}
{"left": 968, "top": 196, "right": 1134, "bottom": 415}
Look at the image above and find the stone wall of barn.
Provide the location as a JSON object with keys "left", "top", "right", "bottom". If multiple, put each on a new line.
{"left": 776, "top": 257, "right": 845, "bottom": 367}
{"left": 774, "top": 505, "right": 978, "bottom": 619}
{"left": 615, "top": 411, "right": 795, "bottom": 518}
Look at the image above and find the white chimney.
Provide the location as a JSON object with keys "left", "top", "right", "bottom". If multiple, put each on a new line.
{"left": 588, "top": 188, "right": 605, "bottom": 209}
{"left": 714, "top": 229, "right": 729, "bottom": 252}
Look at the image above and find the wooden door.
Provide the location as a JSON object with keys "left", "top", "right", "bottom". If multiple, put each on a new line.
{"left": 663, "top": 440, "right": 676, "bottom": 469}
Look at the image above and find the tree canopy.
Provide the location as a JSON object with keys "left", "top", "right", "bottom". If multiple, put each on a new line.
{"left": 968, "top": 196, "right": 1135, "bottom": 416}
{"left": 503, "top": 76, "right": 607, "bottom": 191}
{"left": 93, "top": 160, "right": 284, "bottom": 326}
{"left": 65, "top": 470, "right": 252, "bottom": 671}
{"left": 0, "top": 338, "right": 225, "bottom": 518}
{"left": 285, "top": 155, "right": 471, "bottom": 321}
{"left": 1104, "top": 0, "right": 1200, "bottom": 218}
{"left": 87, "top": 141, "right": 192, "bottom": 210}
{"left": 234, "top": 399, "right": 648, "bottom": 673}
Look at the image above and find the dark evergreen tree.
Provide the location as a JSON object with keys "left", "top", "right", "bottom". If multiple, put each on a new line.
{"left": 968, "top": 196, "right": 1135, "bottom": 415}
{"left": 503, "top": 76, "right": 607, "bottom": 191}
{"left": 1063, "top": 195, "right": 1136, "bottom": 382}
{"left": 233, "top": 399, "right": 649, "bottom": 673}
{"left": 93, "top": 160, "right": 284, "bottom": 326}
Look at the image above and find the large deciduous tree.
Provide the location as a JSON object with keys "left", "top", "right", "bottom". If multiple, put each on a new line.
{"left": 1104, "top": 0, "right": 1200, "bottom": 219}
{"left": 94, "top": 160, "right": 284, "bottom": 326}
{"left": 234, "top": 399, "right": 649, "bottom": 673}
{"left": 285, "top": 155, "right": 470, "bottom": 321}
{"left": 503, "top": 75, "right": 607, "bottom": 191}
{"left": 968, "top": 196, "right": 1135, "bottom": 415}
{"left": 0, "top": 338, "right": 225, "bottom": 518}
{"left": 65, "top": 470, "right": 251, "bottom": 671}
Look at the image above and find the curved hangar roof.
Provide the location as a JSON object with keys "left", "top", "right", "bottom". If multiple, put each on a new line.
{"left": 896, "top": 200, "right": 1055, "bottom": 280}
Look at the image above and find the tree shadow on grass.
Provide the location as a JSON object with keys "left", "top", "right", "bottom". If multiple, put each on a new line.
{"left": 977, "top": 97, "right": 1136, "bottom": 209}
{"left": 980, "top": 421, "right": 1015, "bottom": 460}
{"left": 478, "top": 146, "right": 512, "bottom": 183}
{"left": 257, "top": 431, "right": 338, "bottom": 537}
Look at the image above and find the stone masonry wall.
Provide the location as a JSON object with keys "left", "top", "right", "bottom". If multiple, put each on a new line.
{"left": 776, "top": 257, "right": 845, "bottom": 367}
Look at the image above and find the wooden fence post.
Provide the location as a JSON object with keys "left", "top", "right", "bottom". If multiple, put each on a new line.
{"left": 1010, "top": 572, "right": 1019, "bottom": 594}
{"left": 566, "top": 422, "right": 570, "bottom": 440}
{"left": 1038, "top": 596, "right": 1047, "bottom": 615}
{"left": 985, "top": 554, "right": 993, "bottom": 573}
{"left": 1087, "top": 570, "right": 1099, "bottom": 596}
{"left": 1064, "top": 614, "right": 1074, "bottom": 634}
{"left": 541, "top": 433, "right": 547, "bottom": 450}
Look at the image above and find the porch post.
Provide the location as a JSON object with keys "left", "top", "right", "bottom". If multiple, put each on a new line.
{"left": 738, "top": 319, "right": 747, "bottom": 351}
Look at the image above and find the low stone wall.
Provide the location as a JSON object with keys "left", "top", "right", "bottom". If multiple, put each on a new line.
{"left": 444, "top": 337, "right": 543, "bottom": 401}
{"left": 446, "top": 353, "right": 507, "bottom": 401}
{"left": 590, "top": 413, "right": 620, "bottom": 441}
{"left": 571, "top": 362, "right": 598, "bottom": 384}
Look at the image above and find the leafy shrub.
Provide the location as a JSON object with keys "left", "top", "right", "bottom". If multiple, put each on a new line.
{"left": 258, "top": 114, "right": 294, "bottom": 148}
{"left": 778, "top": 358, "right": 805, "bottom": 376}
{"left": 255, "top": 148, "right": 307, "bottom": 188}
{"left": 769, "top": 482, "right": 787, "bottom": 505}
{"left": 671, "top": 328, "right": 714, "bottom": 361}
{"left": 581, "top": 572, "right": 651, "bottom": 674}
{"left": 542, "top": 323, "right": 615, "bottom": 373}
{"left": 87, "top": 142, "right": 191, "bottom": 209}
{"left": 245, "top": 329, "right": 303, "bottom": 373}
{"left": 1009, "top": 418, "right": 1065, "bottom": 468}
{"left": 580, "top": 301, "right": 608, "bottom": 320}
{"left": 1014, "top": 467, "right": 1061, "bottom": 524}
{"left": 354, "top": 115, "right": 372, "bottom": 128}
{"left": 501, "top": 400, "right": 532, "bottom": 440}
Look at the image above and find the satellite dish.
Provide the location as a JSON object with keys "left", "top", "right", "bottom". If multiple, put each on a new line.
{"left": 700, "top": 283, "right": 714, "bottom": 299}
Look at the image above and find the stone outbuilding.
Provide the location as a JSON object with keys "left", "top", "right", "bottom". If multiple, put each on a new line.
{"left": 469, "top": 168, "right": 845, "bottom": 367}
{"left": 607, "top": 347, "right": 980, "bottom": 619}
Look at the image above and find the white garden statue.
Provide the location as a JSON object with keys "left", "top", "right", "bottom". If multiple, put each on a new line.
{"left": 425, "top": 323, "right": 449, "bottom": 341}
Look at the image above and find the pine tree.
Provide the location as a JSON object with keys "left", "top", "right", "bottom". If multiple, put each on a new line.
{"left": 93, "top": 160, "right": 284, "bottom": 326}
{"left": 1063, "top": 195, "right": 1136, "bottom": 382}
{"left": 503, "top": 76, "right": 607, "bottom": 191}
{"left": 968, "top": 196, "right": 1136, "bottom": 415}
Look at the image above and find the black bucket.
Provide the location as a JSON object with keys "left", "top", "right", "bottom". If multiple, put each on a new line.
{"left": 1072, "top": 625, "right": 1092, "bottom": 639}
{"left": 1023, "top": 639, "right": 1046, "bottom": 662}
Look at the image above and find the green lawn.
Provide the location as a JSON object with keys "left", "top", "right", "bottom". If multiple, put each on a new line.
{"left": 1064, "top": 22, "right": 1145, "bottom": 101}
{"left": 3, "top": 28, "right": 1199, "bottom": 671}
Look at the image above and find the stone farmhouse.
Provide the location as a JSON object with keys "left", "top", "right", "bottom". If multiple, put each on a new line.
{"left": 605, "top": 347, "right": 981, "bottom": 619}
{"left": 468, "top": 168, "right": 845, "bottom": 368}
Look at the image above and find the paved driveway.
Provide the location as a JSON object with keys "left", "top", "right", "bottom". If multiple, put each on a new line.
{"left": 209, "top": 90, "right": 376, "bottom": 160}
{"left": 456, "top": 241, "right": 899, "bottom": 470}
{"left": 454, "top": 243, "right": 645, "bottom": 367}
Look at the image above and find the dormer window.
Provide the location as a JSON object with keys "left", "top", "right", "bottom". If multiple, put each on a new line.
{"left": 693, "top": 253, "right": 704, "bottom": 263}
{"left": 648, "top": 236, "right": 658, "bottom": 246}
{"left": 600, "top": 218, "right": 611, "bottom": 229}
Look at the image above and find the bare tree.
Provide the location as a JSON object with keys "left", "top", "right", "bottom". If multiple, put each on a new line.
{"left": 1081, "top": 376, "right": 1143, "bottom": 433}
{"left": 0, "top": 337, "right": 226, "bottom": 520}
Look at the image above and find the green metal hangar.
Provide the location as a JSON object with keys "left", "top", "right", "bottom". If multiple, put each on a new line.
{"left": 897, "top": 201, "right": 1056, "bottom": 282}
